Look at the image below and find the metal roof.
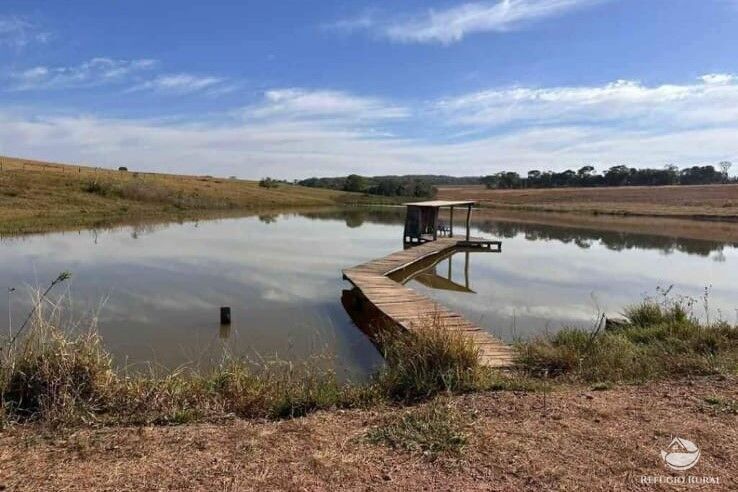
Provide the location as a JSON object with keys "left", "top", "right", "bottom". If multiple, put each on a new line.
{"left": 403, "top": 200, "right": 475, "bottom": 207}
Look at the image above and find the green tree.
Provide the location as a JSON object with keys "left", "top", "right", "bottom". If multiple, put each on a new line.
{"left": 577, "top": 165, "right": 595, "bottom": 178}
{"left": 343, "top": 174, "right": 366, "bottom": 192}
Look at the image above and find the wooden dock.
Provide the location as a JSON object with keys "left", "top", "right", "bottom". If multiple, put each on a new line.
{"left": 342, "top": 237, "right": 514, "bottom": 368}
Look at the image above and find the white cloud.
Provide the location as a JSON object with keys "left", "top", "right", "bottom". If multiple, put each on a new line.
{"left": 10, "top": 58, "right": 157, "bottom": 90}
{"left": 699, "top": 73, "right": 735, "bottom": 84}
{"left": 0, "top": 15, "right": 51, "bottom": 48}
{"left": 435, "top": 75, "right": 738, "bottom": 127}
{"left": 248, "top": 88, "right": 409, "bottom": 121}
{"left": 127, "top": 73, "right": 227, "bottom": 95}
{"left": 0, "top": 111, "right": 735, "bottom": 180}
{"left": 0, "top": 77, "right": 735, "bottom": 178}
{"left": 9, "top": 58, "right": 232, "bottom": 97}
{"left": 331, "top": 0, "right": 602, "bottom": 44}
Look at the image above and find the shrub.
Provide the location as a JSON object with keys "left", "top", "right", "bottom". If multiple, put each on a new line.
{"left": 518, "top": 301, "right": 738, "bottom": 383}
{"left": 81, "top": 180, "right": 114, "bottom": 196}
{"left": 374, "top": 315, "right": 484, "bottom": 402}
{"left": 1, "top": 315, "right": 115, "bottom": 425}
{"left": 259, "top": 177, "right": 279, "bottom": 189}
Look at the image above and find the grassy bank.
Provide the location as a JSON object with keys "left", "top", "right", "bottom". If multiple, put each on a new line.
{"left": 1, "top": 294, "right": 735, "bottom": 429}
{"left": 520, "top": 301, "right": 738, "bottom": 383}
{"left": 437, "top": 183, "right": 738, "bottom": 221}
{"left": 1, "top": 298, "right": 737, "bottom": 489}
{"left": 0, "top": 306, "right": 524, "bottom": 428}
{"left": 0, "top": 156, "right": 382, "bottom": 236}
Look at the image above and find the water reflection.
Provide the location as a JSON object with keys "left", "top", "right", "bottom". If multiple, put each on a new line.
{"left": 477, "top": 220, "right": 736, "bottom": 257}
{"left": 1, "top": 207, "right": 737, "bottom": 375}
{"left": 342, "top": 248, "right": 482, "bottom": 346}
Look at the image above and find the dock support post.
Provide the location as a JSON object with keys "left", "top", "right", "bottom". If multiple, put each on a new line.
{"left": 465, "top": 204, "right": 472, "bottom": 241}
{"left": 464, "top": 251, "right": 470, "bottom": 289}
{"left": 449, "top": 206, "right": 454, "bottom": 237}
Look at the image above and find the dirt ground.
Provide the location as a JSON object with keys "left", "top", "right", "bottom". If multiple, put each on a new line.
{"left": 437, "top": 184, "right": 738, "bottom": 220}
{"left": 1, "top": 376, "right": 735, "bottom": 491}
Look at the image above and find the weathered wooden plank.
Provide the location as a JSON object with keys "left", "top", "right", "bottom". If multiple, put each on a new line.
{"left": 342, "top": 236, "right": 513, "bottom": 368}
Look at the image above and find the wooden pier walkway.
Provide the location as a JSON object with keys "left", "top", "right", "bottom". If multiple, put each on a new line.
{"left": 342, "top": 237, "right": 514, "bottom": 368}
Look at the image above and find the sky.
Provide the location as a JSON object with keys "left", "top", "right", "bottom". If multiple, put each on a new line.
{"left": 0, "top": 0, "right": 737, "bottom": 179}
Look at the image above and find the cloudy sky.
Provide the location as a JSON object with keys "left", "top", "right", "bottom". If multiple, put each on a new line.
{"left": 1, "top": 0, "right": 737, "bottom": 178}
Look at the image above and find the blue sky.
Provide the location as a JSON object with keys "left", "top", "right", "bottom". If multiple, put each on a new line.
{"left": 0, "top": 0, "right": 737, "bottom": 178}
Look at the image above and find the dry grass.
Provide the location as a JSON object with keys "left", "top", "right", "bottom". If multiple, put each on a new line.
{"left": 0, "top": 302, "right": 505, "bottom": 428}
{"left": 0, "top": 297, "right": 736, "bottom": 488}
{"left": 1, "top": 376, "right": 736, "bottom": 490}
{"left": 366, "top": 398, "right": 470, "bottom": 460}
{"left": 373, "top": 315, "right": 488, "bottom": 402}
{"left": 0, "top": 155, "right": 356, "bottom": 235}
{"left": 4, "top": 294, "right": 732, "bottom": 429}
{"left": 437, "top": 184, "right": 738, "bottom": 220}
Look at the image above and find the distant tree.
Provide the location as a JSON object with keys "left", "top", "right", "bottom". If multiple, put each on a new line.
{"left": 559, "top": 169, "right": 577, "bottom": 186}
{"left": 719, "top": 161, "right": 732, "bottom": 181}
{"left": 680, "top": 165, "right": 723, "bottom": 185}
{"left": 496, "top": 171, "right": 521, "bottom": 189}
{"left": 411, "top": 180, "right": 434, "bottom": 197}
{"left": 259, "top": 177, "right": 279, "bottom": 188}
{"left": 577, "top": 165, "right": 595, "bottom": 178}
{"left": 526, "top": 170, "right": 542, "bottom": 188}
{"left": 481, "top": 175, "right": 499, "bottom": 189}
{"left": 577, "top": 165, "right": 595, "bottom": 185}
{"left": 343, "top": 174, "right": 366, "bottom": 192}
{"left": 604, "top": 165, "right": 631, "bottom": 186}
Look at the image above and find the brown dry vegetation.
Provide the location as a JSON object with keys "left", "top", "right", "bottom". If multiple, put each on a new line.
{"left": 0, "top": 155, "right": 356, "bottom": 235}
{"left": 1, "top": 299, "right": 736, "bottom": 490}
{"left": 437, "top": 184, "right": 738, "bottom": 220}
{"left": 1, "top": 377, "right": 735, "bottom": 491}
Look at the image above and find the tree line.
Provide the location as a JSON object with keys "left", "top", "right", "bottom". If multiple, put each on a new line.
{"left": 295, "top": 162, "right": 734, "bottom": 197}
{"left": 481, "top": 163, "right": 733, "bottom": 189}
{"left": 299, "top": 174, "right": 437, "bottom": 197}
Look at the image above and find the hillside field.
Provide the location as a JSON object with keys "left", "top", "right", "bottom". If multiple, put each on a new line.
{"left": 0, "top": 156, "right": 353, "bottom": 235}
{"left": 437, "top": 184, "right": 738, "bottom": 220}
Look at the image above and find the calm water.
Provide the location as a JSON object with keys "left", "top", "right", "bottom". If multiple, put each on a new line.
{"left": 2, "top": 208, "right": 736, "bottom": 376}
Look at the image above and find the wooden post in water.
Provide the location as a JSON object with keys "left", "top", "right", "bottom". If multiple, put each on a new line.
{"left": 465, "top": 204, "right": 472, "bottom": 241}
{"left": 220, "top": 306, "right": 231, "bottom": 325}
{"left": 449, "top": 206, "right": 454, "bottom": 237}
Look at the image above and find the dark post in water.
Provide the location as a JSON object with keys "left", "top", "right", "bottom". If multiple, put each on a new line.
{"left": 220, "top": 306, "right": 231, "bottom": 325}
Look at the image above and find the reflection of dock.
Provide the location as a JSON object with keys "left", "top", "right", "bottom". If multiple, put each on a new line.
{"left": 342, "top": 236, "right": 514, "bottom": 368}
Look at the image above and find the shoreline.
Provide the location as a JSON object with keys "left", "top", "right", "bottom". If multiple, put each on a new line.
{"left": 477, "top": 201, "right": 738, "bottom": 222}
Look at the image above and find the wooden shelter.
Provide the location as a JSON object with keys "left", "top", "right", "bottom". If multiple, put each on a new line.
{"left": 403, "top": 200, "right": 475, "bottom": 245}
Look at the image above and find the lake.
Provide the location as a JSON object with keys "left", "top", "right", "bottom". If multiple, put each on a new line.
{"left": 2, "top": 207, "right": 736, "bottom": 378}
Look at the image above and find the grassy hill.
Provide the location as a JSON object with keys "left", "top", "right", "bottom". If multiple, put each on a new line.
{"left": 0, "top": 156, "right": 352, "bottom": 235}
